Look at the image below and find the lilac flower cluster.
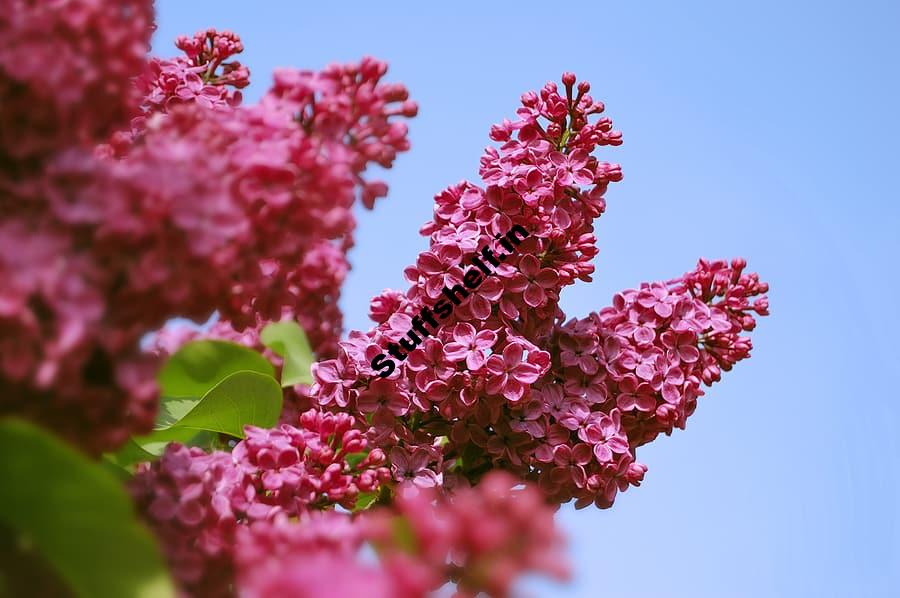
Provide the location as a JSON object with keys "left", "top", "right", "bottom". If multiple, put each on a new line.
{"left": 234, "top": 511, "right": 381, "bottom": 598}
{"left": 139, "top": 29, "right": 250, "bottom": 115}
{"left": 533, "top": 258, "right": 768, "bottom": 507}
{"left": 134, "top": 415, "right": 564, "bottom": 597}
{"left": 367, "top": 471, "right": 568, "bottom": 598}
{"left": 0, "top": 8, "right": 414, "bottom": 453}
{"left": 309, "top": 72, "right": 768, "bottom": 511}
{"left": 131, "top": 409, "right": 389, "bottom": 595}
{"left": 235, "top": 471, "right": 565, "bottom": 598}
{"left": 0, "top": 0, "right": 154, "bottom": 162}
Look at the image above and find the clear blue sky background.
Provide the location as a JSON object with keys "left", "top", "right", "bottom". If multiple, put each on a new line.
{"left": 157, "top": 2, "right": 898, "bottom": 596}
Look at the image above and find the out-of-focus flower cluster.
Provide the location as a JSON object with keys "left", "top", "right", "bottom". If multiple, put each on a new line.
{"left": 0, "top": 4, "right": 414, "bottom": 453}
{"left": 134, "top": 422, "right": 561, "bottom": 598}
{"left": 130, "top": 409, "right": 390, "bottom": 595}
{"left": 365, "top": 471, "right": 567, "bottom": 598}
{"left": 0, "top": 0, "right": 154, "bottom": 162}
{"left": 309, "top": 72, "right": 769, "bottom": 510}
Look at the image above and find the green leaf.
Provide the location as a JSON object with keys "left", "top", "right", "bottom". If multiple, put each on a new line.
{"left": 353, "top": 492, "right": 378, "bottom": 512}
{"left": 0, "top": 418, "right": 175, "bottom": 598}
{"left": 345, "top": 451, "right": 369, "bottom": 469}
{"left": 129, "top": 428, "right": 197, "bottom": 458}
{"left": 164, "top": 370, "right": 282, "bottom": 436}
{"left": 110, "top": 341, "right": 280, "bottom": 466}
{"left": 133, "top": 370, "right": 283, "bottom": 454}
{"left": 390, "top": 516, "right": 419, "bottom": 554}
{"left": 105, "top": 439, "right": 158, "bottom": 469}
{"left": 158, "top": 340, "right": 274, "bottom": 398}
{"left": 118, "top": 431, "right": 220, "bottom": 462}
{"left": 260, "top": 320, "right": 315, "bottom": 387}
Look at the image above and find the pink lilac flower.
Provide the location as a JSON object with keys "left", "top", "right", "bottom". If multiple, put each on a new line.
{"left": 508, "top": 254, "right": 560, "bottom": 308}
{"left": 129, "top": 445, "right": 245, "bottom": 596}
{"left": 616, "top": 375, "right": 657, "bottom": 412}
{"left": 485, "top": 342, "right": 543, "bottom": 402}
{"left": 443, "top": 323, "right": 497, "bottom": 370}
{"left": 8, "top": 34, "right": 769, "bottom": 593}
{"left": 550, "top": 150, "right": 595, "bottom": 186}
{"left": 509, "top": 399, "right": 547, "bottom": 438}
{"left": 406, "top": 338, "right": 455, "bottom": 392}
{"left": 357, "top": 378, "right": 411, "bottom": 416}
{"left": 661, "top": 329, "right": 701, "bottom": 363}
{"left": 390, "top": 446, "right": 441, "bottom": 489}
{"left": 234, "top": 472, "right": 566, "bottom": 598}
{"left": 457, "top": 275, "right": 504, "bottom": 320}
{"left": 550, "top": 443, "right": 593, "bottom": 488}
{"left": 581, "top": 410, "right": 630, "bottom": 463}
{"left": 133, "top": 29, "right": 249, "bottom": 133}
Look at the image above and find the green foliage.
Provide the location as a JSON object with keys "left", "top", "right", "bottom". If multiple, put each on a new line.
{"left": 0, "top": 419, "right": 175, "bottom": 598}
{"left": 104, "top": 439, "right": 158, "bottom": 471}
{"left": 260, "top": 320, "right": 315, "bottom": 386}
{"left": 158, "top": 340, "right": 274, "bottom": 398}
{"left": 344, "top": 451, "right": 369, "bottom": 469}
{"left": 158, "top": 371, "right": 283, "bottom": 437}
{"left": 353, "top": 492, "right": 379, "bottom": 512}
{"left": 390, "top": 516, "right": 419, "bottom": 554}
{"left": 131, "top": 371, "right": 283, "bottom": 458}
{"left": 111, "top": 340, "right": 283, "bottom": 466}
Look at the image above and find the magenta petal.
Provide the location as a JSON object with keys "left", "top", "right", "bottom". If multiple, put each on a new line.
{"left": 503, "top": 343, "right": 524, "bottom": 365}
{"left": 470, "top": 294, "right": 492, "bottom": 320}
{"left": 536, "top": 269, "right": 559, "bottom": 287}
{"left": 523, "top": 284, "right": 545, "bottom": 307}
{"left": 514, "top": 363, "right": 542, "bottom": 384}
{"left": 485, "top": 355, "right": 506, "bottom": 375}
{"left": 654, "top": 302, "right": 674, "bottom": 318}
{"left": 443, "top": 342, "right": 467, "bottom": 361}
{"left": 549, "top": 152, "right": 568, "bottom": 167}
{"left": 572, "top": 443, "right": 593, "bottom": 465}
{"left": 475, "top": 329, "right": 497, "bottom": 348}
{"left": 593, "top": 444, "right": 613, "bottom": 463}
{"left": 525, "top": 420, "right": 544, "bottom": 437}
{"left": 504, "top": 382, "right": 525, "bottom": 402}
{"left": 635, "top": 363, "right": 655, "bottom": 380}
{"left": 608, "top": 437, "right": 629, "bottom": 453}
{"left": 679, "top": 345, "right": 700, "bottom": 363}
{"left": 466, "top": 351, "right": 486, "bottom": 371}
{"left": 507, "top": 274, "right": 529, "bottom": 293}
{"left": 453, "top": 322, "right": 476, "bottom": 344}
{"left": 486, "top": 373, "right": 506, "bottom": 395}
{"left": 637, "top": 394, "right": 658, "bottom": 411}
{"left": 617, "top": 394, "right": 636, "bottom": 411}
{"left": 409, "top": 449, "right": 431, "bottom": 471}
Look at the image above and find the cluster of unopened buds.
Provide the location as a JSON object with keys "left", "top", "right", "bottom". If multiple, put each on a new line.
{"left": 131, "top": 28, "right": 250, "bottom": 132}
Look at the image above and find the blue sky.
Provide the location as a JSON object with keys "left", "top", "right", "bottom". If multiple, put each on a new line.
{"left": 157, "top": 2, "right": 899, "bottom": 595}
